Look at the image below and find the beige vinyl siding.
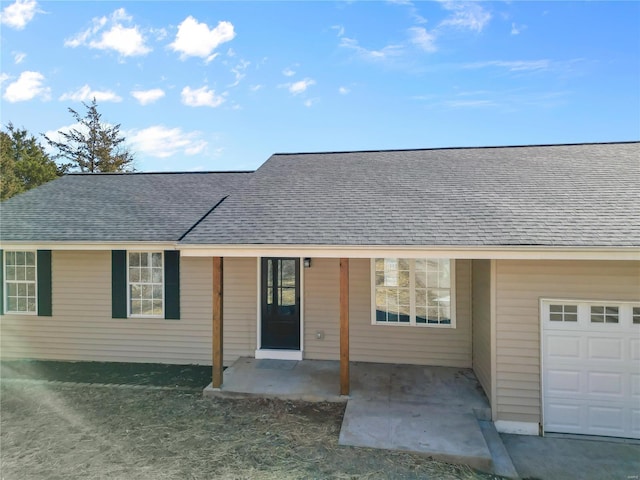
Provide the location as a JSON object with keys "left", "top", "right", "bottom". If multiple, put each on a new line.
{"left": 347, "top": 258, "right": 472, "bottom": 367}
{"left": 472, "top": 259, "right": 492, "bottom": 400}
{"left": 222, "top": 257, "right": 257, "bottom": 364}
{"left": 495, "top": 260, "right": 640, "bottom": 424}
{"left": 304, "top": 258, "right": 340, "bottom": 360}
{"left": 0, "top": 252, "right": 256, "bottom": 366}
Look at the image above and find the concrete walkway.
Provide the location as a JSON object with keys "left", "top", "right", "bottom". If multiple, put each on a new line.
{"left": 204, "top": 358, "right": 515, "bottom": 475}
{"left": 502, "top": 433, "right": 640, "bottom": 480}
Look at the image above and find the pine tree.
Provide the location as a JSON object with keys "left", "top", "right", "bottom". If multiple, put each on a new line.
{"left": 1, "top": 124, "right": 60, "bottom": 200}
{"left": 44, "top": 98, "right": 134, "bottom": 173}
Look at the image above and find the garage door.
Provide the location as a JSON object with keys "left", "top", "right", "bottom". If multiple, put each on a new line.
{"left": 542, "top": 300, "right": 640, "bottom": 439}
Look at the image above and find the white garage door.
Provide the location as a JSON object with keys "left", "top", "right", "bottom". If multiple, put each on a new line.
{"left": 542, "top": 300, "right": 640, "bottom": 439}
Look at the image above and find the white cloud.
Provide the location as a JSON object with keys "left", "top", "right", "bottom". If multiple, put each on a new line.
{"left": 511, "top": 23, "right": 526, "bottom": 35}
{"left": 59, "top": 84, "right": 122, "bottom": 102}
{"left": 438, "top": 2, "right": 491, "bottom": 32}
{"left": 408, "top": 27, "right": 437, "bottom": 52}
{"left": 463, "top": 60, "right": 551, "bottom": 72}
{"left": 131, "top": 88, "right": 165, "bottom": 105}
{"left": 0, "top": 73, "right": 10, "bottom": 87}
{"left": 331, "top": 25, "right": 345, "bottom": 37}
{"left": 288, "top": 78, "right": 315, "bottom": 95}
{"left": 170, "top": 16, "right": 235, "bottom": 62}
{"left": 181, "top": 86, "right": 225, "bottom": 107}
{"left": 3, "top": 71, "right": 50, "bottom": 102}
{"left": 229, "top": 59, "right": 250, "bottom": 87}
{"left": 129, "top": 126, "right": 207, "bottom": 158}
{"left": 0, "top": 0, "right": 39, "bottom": 30}
{"left": 65, "top": 8, "right": 150, "bottom": 57}
{"left": 304, "top": 98, "right": 319, "bottom": 108}
{"left": 282, "top": 67, "right": 296, "bottom": 77}
{"left": 339, "top": 36, "right": 404, "bottom": 61}
{"left": 249, "top": 84, "right": 263, "bottom": 92}
{"left": 338, "top": 86, "right": 350, "bottom": 95}
{"left": 13, "top": 51, "right": 26, "bottom": 64}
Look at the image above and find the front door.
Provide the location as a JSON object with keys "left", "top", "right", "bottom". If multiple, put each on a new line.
{"left": 261, "top": 258, "right": 300, "bottom": 350}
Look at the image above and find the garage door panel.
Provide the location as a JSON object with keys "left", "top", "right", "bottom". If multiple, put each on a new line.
{"left": 543, "top": 300, "right": 640, "bottom": 439}
{"left": 587, "top": 406, "right": 625, "bottom": 436}
{"left": 545, "top": 401, "right": 582, "bottom": 432}
{"left": 587, "top": 371, "right": 624, "bottom": 398}
{"left": 546, "top": 335, "right": 581, "bottom": 359}
{"left": 587, "top": 337, "right": 623, "bottom": 360}
{"left": 631, "top": 338, "right": 640, "bottom": 361}
{"left": 632, "top": 409, "right": 640, "bottom": 438}
{"left": 632, "top": 374, "right": 640, "bottom": 398}
{"left": 546, "top": 369, "right": 581, "bottom": 395}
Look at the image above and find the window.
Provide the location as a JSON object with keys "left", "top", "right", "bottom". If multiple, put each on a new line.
{"left": 590, "top": 305, "right": 619, "bottom": 324}
{"left": 4, "top": 251, "right": 37, "bottom": 313}
{"left": 633, "top": 307, "right": 640, "bottom": 325}
{"left": 128, "top": 252, "right": 163, "bottom": 317}
{"left": 549, "top": 304, "right": 578, "bottom": 322}
{"left": 372, "top": 258, "right": 455, "bottom": 327}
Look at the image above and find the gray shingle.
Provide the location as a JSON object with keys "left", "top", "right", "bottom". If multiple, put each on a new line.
{"left": 180, "top": 143, "right": 640, "bottom": 247}
{"left": 1, "top": 171, "right": 251, "bottom": 242}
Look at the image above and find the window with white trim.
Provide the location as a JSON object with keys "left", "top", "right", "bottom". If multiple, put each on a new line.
{"left": 590, "top": 305, "right": 619, "bottom": 324}
{"left": 4, "top": 251, "right": 37, "bottom": 314}
{"left": 128, "top": 252, "right": 163, "bottom": 317}
{"left": 549, "top": 304, "right": 578, "bottom": 322}
{"left": 372, "top": 258, "right": 455, "bottom": 327}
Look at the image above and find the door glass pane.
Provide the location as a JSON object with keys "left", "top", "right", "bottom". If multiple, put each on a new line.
{"left": 280, "top": 260, "right": 295, "bottom": 287}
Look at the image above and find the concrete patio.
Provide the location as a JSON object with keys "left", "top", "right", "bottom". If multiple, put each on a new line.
{"left": 204, "top": 358, "right": 516, "bottom": 476}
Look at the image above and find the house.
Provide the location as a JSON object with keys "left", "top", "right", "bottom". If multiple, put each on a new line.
{"left": 1, "top": 142, "right": 639, "bottom": 440}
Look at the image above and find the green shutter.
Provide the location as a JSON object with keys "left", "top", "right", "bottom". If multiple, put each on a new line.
{"left": 164, "top": 250, "right": 180, "bottom": 320}
{"left": 0, "top": 250, "right": 4, "bottom": 314}
{"left": 37, "top": 250, "right": 52, "bottom": 316}
{"left": 112, "top": 250, "right": 127, "bottom": 319}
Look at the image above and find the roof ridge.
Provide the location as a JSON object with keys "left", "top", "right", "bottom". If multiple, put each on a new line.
{"left": 66, "top": 170, "right": 254, "bottom": 176}
{"left": 271, "top": 141, "right": 640, "bottom": 156}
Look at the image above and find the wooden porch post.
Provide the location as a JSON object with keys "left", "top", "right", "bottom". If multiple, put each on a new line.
{"left": 340, "top": 258, "right": 350, "bottom": 395}
{"left": 212, "top": 256, "right": 223, "bottom": 388}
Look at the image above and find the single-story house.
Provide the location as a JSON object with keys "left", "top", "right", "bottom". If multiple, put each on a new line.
{"left": 1, "top": 142, "right": 638, "bottom": 440}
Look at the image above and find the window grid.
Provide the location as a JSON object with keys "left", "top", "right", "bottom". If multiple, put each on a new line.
{"left": 128, "top": 252, "right": 163, "bottom": 317}
{"left": 590, "top": 305, "right": 619, "bottom": 324}
{"left": 4, "top": 251, "right": 37, "bottom": 314}
{"left": 374, "top": 258, "right": 453, "bottom": 327}
{"left": 633, "top": 307, "right": 640, "bottom": 325}
{"left": 549, "top": 304, "right": 578, "bottom": 322}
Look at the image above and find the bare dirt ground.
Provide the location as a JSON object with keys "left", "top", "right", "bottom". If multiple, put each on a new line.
{"left": 1, "top": 380, "right": 500, "bottom": 480}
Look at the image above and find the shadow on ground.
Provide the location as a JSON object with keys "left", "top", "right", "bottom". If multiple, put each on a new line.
{"left": 0, "top": 360, "right": 213, "bottom": 389}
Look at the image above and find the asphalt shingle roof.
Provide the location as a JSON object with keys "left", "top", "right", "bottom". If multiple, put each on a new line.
{"left": 0, "top": 171, "right": 251, "bottom": 242}
{"left": 180, "top": 143, "right": 640, "bottom": 247}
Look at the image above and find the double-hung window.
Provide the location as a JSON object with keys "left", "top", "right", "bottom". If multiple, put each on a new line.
{"left": 128, "top": 252, "right": 164, "bottom": 317}
{"left": 372, "top": 258, "right": 455, "bottom": 327}
{"left": 4, "top": 251, "right": 37, "bottom": 314}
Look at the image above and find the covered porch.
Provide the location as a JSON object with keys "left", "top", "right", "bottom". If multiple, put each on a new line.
{"left": 204, "top": 357, "right": 514, "bottom": 475}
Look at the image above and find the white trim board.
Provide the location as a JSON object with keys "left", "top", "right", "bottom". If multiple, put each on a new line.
{"left": 255, "top": 349, "right": 303, "bottom": 361}
{"left": 494, "top": 420, "right": 539, "bottom": 436}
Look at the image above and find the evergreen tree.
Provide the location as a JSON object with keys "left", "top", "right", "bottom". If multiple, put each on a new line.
{"left": 1, "top": 124, "right": 60, "bottom": 200}
{"left": 44, "top": 98, "right": 134, "bottom": 173}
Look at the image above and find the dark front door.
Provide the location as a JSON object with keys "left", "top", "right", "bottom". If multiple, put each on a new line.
{"left": 261, "top": 257, "right": 300, "bottom": 350}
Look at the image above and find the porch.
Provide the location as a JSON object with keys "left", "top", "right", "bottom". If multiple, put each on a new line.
{"left": 204, "top": 358, "right": 515, "bottom": 475}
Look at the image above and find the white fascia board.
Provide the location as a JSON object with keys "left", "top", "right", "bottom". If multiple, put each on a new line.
{"left": 178, "top": 244, "right": 640, "bottom": 261}
{"left": 0, "top": 241, "right": 178, "bottom": 251}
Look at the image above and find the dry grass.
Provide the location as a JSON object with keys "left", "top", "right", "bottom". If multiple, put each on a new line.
{"left": 1, "top": 382, "right": 498, "bottom": 480}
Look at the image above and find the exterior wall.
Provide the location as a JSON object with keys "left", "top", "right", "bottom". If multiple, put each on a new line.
{"left": 495, "top": 260, "right": 640, "bottom": 425}
{"left": 303, "top": 258, "right": 340, "bottom": 360}
{"left": 349, "top": 258, "right": 472, "bottom": 367}
{"left": 472, "top": 259, "right": 492, "bottom": 400}
{"left": 222, "top": 257, "right": 257, "bottom": 364}
{"left": 0, "top": 252, "right": 256, "bottom": 366}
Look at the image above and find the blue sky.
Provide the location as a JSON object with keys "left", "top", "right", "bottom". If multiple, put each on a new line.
{"left": 1, "top": 1, "right": 638, "bottom": 172}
